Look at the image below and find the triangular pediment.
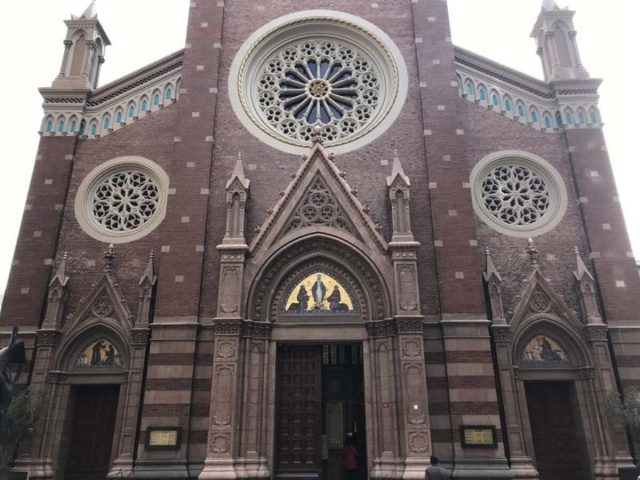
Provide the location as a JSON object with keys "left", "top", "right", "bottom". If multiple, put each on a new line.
{"left": 249, "top": 141, "right": 387, "bottom": 255}
{"left": 510, "top": 269, "right": 580, "bottom": 330}
{"left": 62, "top": 274, "right": 133, "bottom": 333}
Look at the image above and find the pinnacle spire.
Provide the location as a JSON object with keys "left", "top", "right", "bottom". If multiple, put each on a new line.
{"left": 542, "top": 0, "right": 560, "bottom": 11}
{"left": 484, "top": 247, "right": 502, "bottom": 282}
{"left": 139, "top": 251, "right": 157, "bottom": 286}
{"left": 226, "top": 153, "right": 250, "bottom": 190}
{"left": 573, "top": 246, "right": 594, "bottom": 282}
{"left": 81, "top": 0, "right": 98, "bottom": 19}
{"left": 50, "top": 252, "right": 70, "bottom": 287}
{"left": 386, "top": 151, "right": 410, "bottom": 187}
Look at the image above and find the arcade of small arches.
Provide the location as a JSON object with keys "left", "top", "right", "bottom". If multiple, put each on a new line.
{"left": 40, "top": 77, "right": 181, "bottom": 139}
{"left": 456, "top": 72, "right": 601, "bottom": 132}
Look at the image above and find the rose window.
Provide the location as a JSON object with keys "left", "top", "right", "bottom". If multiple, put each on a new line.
{"left": 256, "top": 40, "right": 381, "bottom": 144}
{"left": 480, "top": 165, "right": 551, "bottom": 226}
{"left": 91, "top": 171, "right": 160, "bottom": 232}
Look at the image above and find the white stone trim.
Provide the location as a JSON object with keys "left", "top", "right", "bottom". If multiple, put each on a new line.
{"left": 227, "top": 10, "right": 408, "bottom": 155}
{"left": 470, "top": 150, "right": 568, "bottom": 238}
{"left": 74, "top": 156, "right": 170, "bottom": 244}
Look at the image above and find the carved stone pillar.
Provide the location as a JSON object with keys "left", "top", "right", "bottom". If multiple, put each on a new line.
{"left": 112, "top": 254, "right": 155, "bottom": 475}
{"left": 236, "top": 323, "right": 272, "bottom": 480}
{"left": 16, "top": 256, "right": 69, "bottom": 478}
{"left": 366, "top": 321, "right": 402, "bottom": 480}
{"left": 200, "top": 322, "right": 243, "bottom": 480}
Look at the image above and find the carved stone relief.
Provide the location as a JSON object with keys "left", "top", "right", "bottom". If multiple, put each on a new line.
{"left": 220, "top": 268, "right": 240, "bottom": 314}
{"left": 212, "top": 366, "right": 234, "bottom": 426}
{"left": 211, "top": 433, "right": 231, "bottom": 454}
{"left": 528, "top": 290, "right": 551, "bottom": 314}
{"left": 398, "top": 265, "right": 418, "bottom": 312}
{"left": 405, "top": 364, "right": 426, "bottom": 425}
{"left": 282, "top": 175, "right": 354, "bottom": 235}
{"left": 408, "top": 432, "right": 429, "bottom": 453}
{"left": 402, "top": 339, "right": 421, "bottom": 358}
{"left": 91, "top": 296, "right": 114, "bottom": 317}
{"left": 216, "top": 340, "right": 237, "bottom": 360}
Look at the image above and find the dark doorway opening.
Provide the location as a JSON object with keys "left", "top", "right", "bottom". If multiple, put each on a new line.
{"left": 63, "top": 384, "right": 120, "bottom": 480}
{"left": 525, "top": 381, "right": 590, "bottom": 480}
{"left": 275, "top": 344, "right": 366, "bottom": 480}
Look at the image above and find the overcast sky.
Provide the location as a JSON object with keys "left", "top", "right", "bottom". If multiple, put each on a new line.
{"left": 0, "top": 0, "right": 637, "bottom": 295}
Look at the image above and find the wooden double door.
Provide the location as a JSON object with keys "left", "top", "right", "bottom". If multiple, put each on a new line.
{"left": 275, "top": 344, "right": 366, "bottom": 480}
{"left": 525, "top": 381, "right": 590, "bottom": 480}
{"left": 63, "top": 385, "right": 120, "bottom": 480}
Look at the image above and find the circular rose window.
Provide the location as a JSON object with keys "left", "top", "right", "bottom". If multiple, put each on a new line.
{"left": 75, "top": 156, "right": 169, "bottom": 243}
{"left": 229, "top": 10, "right": 408, "bottom": 154}
{"left": 470, "top": 151, "right": 568, "bottom": 237}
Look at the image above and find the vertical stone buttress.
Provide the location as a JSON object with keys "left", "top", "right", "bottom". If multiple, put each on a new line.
{"left": 410, "top": 1, "right": 510, "bottom": 476}
{"left": 135, "top": 1, "right": 225, "bottom": 477}
{"left": 387, "top": 156, "right": 433, "bottom": 478}
{"left": 200, "top": 157, "right": 253, "bottom": 479}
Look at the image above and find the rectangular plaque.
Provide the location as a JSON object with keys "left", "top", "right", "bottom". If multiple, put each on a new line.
{"left": 460, "top": 425, "right": 497, "bottom": 449}
{"left": 145, "top": 427, "right": 182, "bottom": 450}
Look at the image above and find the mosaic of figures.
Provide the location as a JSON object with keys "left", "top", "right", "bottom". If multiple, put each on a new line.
{"left": 521, "top": 335, "right": 569, "bottom": 364}
{"left": 75, "top": 337, "right": 122, "bottom": 369}
{"left": 283, "top": 272, "right": 355, "bottom": 314}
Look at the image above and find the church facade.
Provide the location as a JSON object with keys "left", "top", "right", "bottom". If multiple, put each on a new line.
{"left": 1, "top": 1, "right": 640, "bottom": 479}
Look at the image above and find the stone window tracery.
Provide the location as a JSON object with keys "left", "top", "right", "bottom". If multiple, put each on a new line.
{"left": 470, "top": 151, "right": 567, "bottom": 237}
{"left": 257, "top": 39, "right": 382, "bottom": 144}
{"left": 229, "top": 11, "right": 408, "bottom": 155}
{"left": 75, "top": 156, "right": 169, "bottom": 243}
{"left": 91, "top": 171, "right": 160, "bottom": 233}
{"left": 481, "top": 165, "right": 551, "bottom": 227}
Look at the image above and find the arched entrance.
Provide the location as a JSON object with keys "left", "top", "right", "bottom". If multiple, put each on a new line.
{"left": 200, "top": 235, "right": 433, "bottom": 480}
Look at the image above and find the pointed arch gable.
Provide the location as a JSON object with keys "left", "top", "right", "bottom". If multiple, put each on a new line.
{"left": 509, "top": 269, "right": 581, "bottom": 331}
{"left": 249, "top": 142, "right": 388, "bottom": 261}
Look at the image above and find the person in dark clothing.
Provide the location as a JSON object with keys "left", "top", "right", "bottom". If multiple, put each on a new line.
{"left": 342, "top": 435, "right": 359, "bottom": 480}
{"left": 425, "top": 455, "right": 450, "bottom": 480}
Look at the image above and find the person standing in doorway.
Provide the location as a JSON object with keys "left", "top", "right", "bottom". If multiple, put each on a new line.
{"left": 425, "top": 455, "right": 450, "bottom": 480}
{"left": 342, "top": 435, "right": 359, "bottom": 480}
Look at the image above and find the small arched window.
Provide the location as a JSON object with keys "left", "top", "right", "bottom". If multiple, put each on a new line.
{"left": 90, "top": 123, "right": 97, "bottom": 136}
{"left": 492, "top": 95, "right": 499, "bottom": 106}
{"left": 478, "top": 89, "right": 486, "bottom": 101}
{"left": 505, "top": 99, "right": 512, "bottom": 112}
{"left": 517, "top": 105, "right": 525, "bottom": 118}
{"left": 45, "top": 120, "right": 53, "bottom": 133}
{"left": 141, "top": 100, "right": 148, "bottom": 112}
{"left": 128, "top": 106, "right": 135, "bottom": 118}
{"left": 79, "top": 121, "right": 86, "bottom": 135}
{"left": 565, "top": 112, "right": 573, "bottom": 125}
{"left": 57, "top": 120, "right": 65, "bottom": 133}
{"left": 465, "top": 83, "right": 473, "bottom": 96}
{"left": 578, "top": 112, "right": 586, "bottom": 125}
{"left": 590, "top": 111, "right": 599, "bottom": 124}
{"left": 544, "top": 116, "right": 552, "bottom": 129}
{"left": 116, "top": 111, "right": 123, "bottom": 124}
{"left": 531, "top": 111, "right": 539, "bottom": 123}
{"left": 70, "top": 120, "right": 77, "bottom": 133}
{"left": 154, "top": 94, "right": 160, "bottom": 106}
{"left": 556, "top": 113, "right": 563, "bottom": 128}
{"left": 165, "top": 88, "right": 173, "bottom": 100}
{"left": 103, "top": 117, "right": 110, "bottom": 130}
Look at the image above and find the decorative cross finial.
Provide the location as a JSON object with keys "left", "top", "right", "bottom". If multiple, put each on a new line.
{"left": 237, "top": 151, "right": 242, "bottom": 161}
{"left": 150, "top": 250, "right": 155, "bottom": 259}
{"left": 104, "top": 244, "right": 116, "bottom": 272}
{"left": 526, "top": 238, "right": 539, "bottom": 270}
{"left": 311, "top": 126, "right": 324, "bottom": 144}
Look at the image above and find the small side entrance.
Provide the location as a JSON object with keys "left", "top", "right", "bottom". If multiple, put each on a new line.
{"left": 63, "top": 384, "right": 120, "bottom": 480}
{"left": 275, "top": 344, "right": 366, "bottom": 480}
{"left": 525, "top": 381, "right": 590, "bottom": 480}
